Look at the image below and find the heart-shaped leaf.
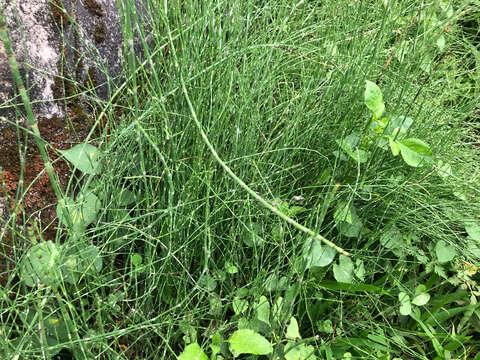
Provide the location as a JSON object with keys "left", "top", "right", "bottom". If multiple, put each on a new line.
{"left": 60, "top": 143, "right": 101, "bottom": 175}
{"left": 333, "top": 255, "right": 354, "bottom": 283}
{"left": 178, "top": 343, "right": 208, "bottom": 360}
{"left": 255, "top": 296, "right": 271, "bottom": 326}
{"left": 364, "top": 80, "right": 385, "bottom": 118}
{"left": 285, "top": 342, "right": 316, "bottom": 360}
{"left": 412, "top": 292, "right": 430, "bottom": 306}
{"left": 286, "top": 317, "right": 301, "bottom": 340}
{"left": 398, "top": 138, "right": 433, "bottom": 167}
{"left": 465, "top": 222, "right": 480, "bottom": 241}
{"left": 303, "top": 238, "right": 336, "bottom": 269}
{"left": 20, "top": 241, "right": 62, "bottom": 287}
{"left": 398, "top": 292, "right": 411, "bottom": 315}
{"left": 435, "top": 240, "right": 457, "bottom": 264}
{"left": 227, "top": 329, "right": 273, "bottom": 357}
{"left": 57, "top": 193, "right": 100, "bottom": 233}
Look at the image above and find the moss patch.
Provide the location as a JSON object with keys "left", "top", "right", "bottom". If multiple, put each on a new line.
{"left": 94, "top": 22, "right": 106, "bottom": 44}
{"left": 84, "top": 0, "right": 104, "bottom": 17}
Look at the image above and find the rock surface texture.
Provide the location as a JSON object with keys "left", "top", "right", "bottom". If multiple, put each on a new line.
{"left": 0, "top": 0, "right": 129, "bottom": 123}
{"left": 0, "top": 0, "right": 147, "bottom": 236}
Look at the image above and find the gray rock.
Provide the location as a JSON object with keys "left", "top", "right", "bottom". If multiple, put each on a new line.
{"left": 0, "top": 0, "right": 149, "bottom": 125}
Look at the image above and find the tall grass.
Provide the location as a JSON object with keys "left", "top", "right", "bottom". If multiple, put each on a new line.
{"left": 1, "top": 0, "right": 479, "bottom": 359}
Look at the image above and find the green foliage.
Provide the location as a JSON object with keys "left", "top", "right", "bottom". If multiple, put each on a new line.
{"left": 3, "top": 0, "right": 480, "bottom": 359}
{"left": 227, "top": 329, "right": 273, "bottom": 357}
{"left": 60, "top": 143, "right": 101, "bottom": 175}
{"left": 364, "top": 80, "right": 385, "bottom": 118}
{"left": 19, "top": 240, "right": 102, "bottom": 288}
{"left": 19, "top": 241, "right": 62, "bottom": 288}
{"left": 333, "top": 255, "right": 354, "bottom": 283}
{"left": 178, "top": 343, "right": 208, "bottom": 360}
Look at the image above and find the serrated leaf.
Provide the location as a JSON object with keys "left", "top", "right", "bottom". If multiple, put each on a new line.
{"left": 435, "top": 240, "right": 457, "bottom": 264}
{"left": 227, "top": 329, "right": 272, "bottom": 357}
{"left": 365, "top": 80, "right": 385, "bottom": 117}
{"left": 398, "top": 138, "right": 434, "bottom": 167}
{"left": 286, "top": 317, "right": 301, "bottom": 340}
{"left": 61, "top": 143, "right": 101, "bottom": 175}
{"left": 178, "top": 343, "right": 208, "bottom": 360}
{"left": 412, "top": 292, "right": 430, "bottom": 306}
{"left": 303, "top": 238, "right": 336, "bottom": 269}
{"left": 398, "top": 292, "right": 411, "bottom": 315}
{"left": 333, "top": 255, "right": 354, "bottom": 283}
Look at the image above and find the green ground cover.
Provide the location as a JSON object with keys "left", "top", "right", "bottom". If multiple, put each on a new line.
{"left": 1, "top": 0, "right": 480, "bottom": 359}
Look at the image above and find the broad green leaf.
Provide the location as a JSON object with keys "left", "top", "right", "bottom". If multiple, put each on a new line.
{"left": 336, "top": 205, "right": 363, "bottom": 238}
{"left": 399, "top": 292, "right": 411, "bottom": 315}
{"left": 334, "top": 202, "right": 353, "bottom": 224}
{"left": 57, "top": 193, "right": 100, "bottom": 233}
{"left": 465, "top": 222, "right": 480, "bottom": 241}
{"left": 380, "top": 225, "right": 405, "bottom": 251}
{"left": 435, "top": 240, "right": 457, "bottom": 264}
{"left": 364, "top": 80, "right": 385, "bottom": 117}
{"left": 389, "top": 138, "right": 400, "bottom": 156}
{"left": 303, "top": 238, "right": 336, "bottom": 268}
{"left": 398, "top": 138, "right": 434, "bottom": 167}
{"left": 61, "top": 143, "right": 101, "bottom": 175}
{"left": 178, "top": 343, "right": 208, "bottom": 360}
{"left": 336, "top": 136, "right": 370, "bottom": 163}
{"left": 20, "top": 241, "right": 62, "bottom": 287}
{"left": 318, "top": 319, "right": 334, "bottom": 334}
{"left": 385, "top": 115, "right": 414, "bottom": 137}
{"left": 436, "top": 35, "right": 446, "bottom": 51}
{"left": 61, "top": 243, "right": 103, "bottom": 284}
{"left": 333, "top": 255, "right": 354, "bottom": 283}
{"left": 255, "top": 296, "right": 270, "bottom": 325}
{"left": 118, "top": 190, "right": 136, "bottom": 206}
{"left": 412, "top": 292, "right": 431, "bottom": 306}
{"left": 227, "top": 329, "right": 273, "bottom": 357}
{"left": 232, "top": 296, "right": 248, "bottom": 315}
{"left": 436, "top": 160, "right": 452, "bottom": 180}
{"left": 285, "top": 342, "right": 316, "bottom": 360}
{"left": 225, "top": 261, "right": 238, "bottom": 274}
{"left": 264, "top": 274, "right": 288, "bottom": 292}
{"left": 354, "top": 259, "right": 365, "bottom": 282}
{"left": 210, "top": 333, "right": 221, "bottom": 360}
{"left": 271, "top": 296, "right": 289, "bottom": 324}
{"left": 286, "top": 317, "right": 301, "bottom": 340}
{"left": 131, "top": 253, "right": 143, "bottom": 267}
{"left": 242, "top": 223, "right": 264, "bottom": 247}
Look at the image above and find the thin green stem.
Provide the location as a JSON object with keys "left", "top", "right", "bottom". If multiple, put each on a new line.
{"left": 161, "top": 0, "right": 350, "bottom": 257}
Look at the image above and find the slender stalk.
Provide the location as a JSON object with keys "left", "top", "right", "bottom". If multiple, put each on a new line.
{"left": 161, "top": 1, "right": 350, "bottom": 257}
